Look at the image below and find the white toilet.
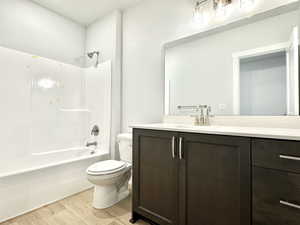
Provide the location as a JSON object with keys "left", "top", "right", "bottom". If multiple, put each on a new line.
{"left": 86, "top": 133, "right": 132, "bottom": 209}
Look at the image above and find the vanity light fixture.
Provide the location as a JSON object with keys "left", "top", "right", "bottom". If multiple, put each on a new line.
{"left": 193, "top": 0, "right": 234, "bottom": 24}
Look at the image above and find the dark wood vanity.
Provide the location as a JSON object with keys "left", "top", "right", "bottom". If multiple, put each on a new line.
{"left": 130, "top": 128, "right": 300, "bottom": 225}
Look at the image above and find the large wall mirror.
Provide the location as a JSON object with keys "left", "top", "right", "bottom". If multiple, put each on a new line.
{"left": 164, "top": 8, "right": 300, "bottom": 116}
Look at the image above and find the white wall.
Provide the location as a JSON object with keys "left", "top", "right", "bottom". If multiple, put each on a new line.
{"left": 0, "top": 0, "right": 86, "bottom": 66}
{"left": 122, "top": 0, "right": 300, "bottom": 131}
{"left": 85, "top": 11, "right": 122, "bottom": 159}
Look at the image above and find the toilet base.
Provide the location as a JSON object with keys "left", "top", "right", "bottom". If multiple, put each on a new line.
{"left": 92, "top": 183, "right": 130, "bottom": 209}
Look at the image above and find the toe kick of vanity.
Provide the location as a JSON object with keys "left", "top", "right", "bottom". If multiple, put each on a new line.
{"left": 130, "top": 125, "right": 300, "bottom": 225}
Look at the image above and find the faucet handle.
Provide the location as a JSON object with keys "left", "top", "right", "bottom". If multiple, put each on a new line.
{"left": 91, "top": 125, "right": 99, "bottom": 136}
{"left": 207, "top": 106, "right": 214, "bottom": 117}
{"left": 207, "top": 106, "right": 211, "bottom": 114}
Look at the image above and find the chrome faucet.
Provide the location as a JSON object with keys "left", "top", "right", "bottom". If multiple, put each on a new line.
{"left": 192, "top": 105, "right": 205, "bottom": 126}
{"left": 177, "top": 105, "right": 212, "bottom": 126}
{"left": 204, "top": 106, "right": 212, "bottom": 126}
{"left": 86, "top": 141, "right": 98, "bottom": 148}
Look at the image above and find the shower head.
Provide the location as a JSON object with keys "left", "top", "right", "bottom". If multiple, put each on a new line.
{"left": 87, "top": 51, "right": 100, "bottom": 67}
{"left": 87, "top": 51, "right": 99, "bottom": 58}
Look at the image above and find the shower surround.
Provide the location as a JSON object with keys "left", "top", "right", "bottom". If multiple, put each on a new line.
{"left": 0, "top": 46, "right": 111, "bottom": 222}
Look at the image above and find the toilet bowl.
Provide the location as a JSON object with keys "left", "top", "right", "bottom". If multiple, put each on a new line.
{"left": 86, "top": 133, "right": 132, "bottom": 209}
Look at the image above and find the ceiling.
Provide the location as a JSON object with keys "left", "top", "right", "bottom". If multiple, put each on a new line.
{"left": 30, "top": 0, "right": 143, "bottom": 26}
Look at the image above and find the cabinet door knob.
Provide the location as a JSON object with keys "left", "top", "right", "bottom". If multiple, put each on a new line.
{"left": 172, "top": 136, "right": 176, "bottom": 159}
{"left": 179, "top": 137, "right": 183, "bottom": 160}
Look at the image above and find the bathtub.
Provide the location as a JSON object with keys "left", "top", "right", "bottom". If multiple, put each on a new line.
{"left": 0, "top": 147, "right": 107, "bottom": 179}
{"left": 0, "top": 147, "right": 109, "bottom": 223}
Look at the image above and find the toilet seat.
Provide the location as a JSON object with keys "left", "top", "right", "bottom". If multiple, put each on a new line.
{"left": 87, "top": 160, "right": 126, "bottom": 175}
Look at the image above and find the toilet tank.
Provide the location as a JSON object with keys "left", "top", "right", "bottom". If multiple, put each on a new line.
{"left": 117, "top": 133, "right": 132, "bottom": 163}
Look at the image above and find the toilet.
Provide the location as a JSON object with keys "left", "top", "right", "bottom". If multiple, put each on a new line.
{"left": 86, "top": 133, "right": 132, "bottom": 209}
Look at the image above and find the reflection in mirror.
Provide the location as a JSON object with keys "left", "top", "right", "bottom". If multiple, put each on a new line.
{"left": 239, "top": 52, "right": 287, "bottom": 116}
{"left": 165, "top": 10, "right": 299, "bottom": 116}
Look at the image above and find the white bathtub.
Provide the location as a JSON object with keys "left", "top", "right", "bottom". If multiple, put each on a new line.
{"left": 0, "top": 147, "right": 107, "bottom": 179}
{"left": 0, "top": 148, "right": 109, "bottom": 223}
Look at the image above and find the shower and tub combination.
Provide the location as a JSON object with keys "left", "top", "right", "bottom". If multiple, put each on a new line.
{"left": 0, "top": 46, "right": 112, "bottom": 222}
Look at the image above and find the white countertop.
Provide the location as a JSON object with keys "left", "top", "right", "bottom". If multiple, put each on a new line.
{"left": 131, "top": 123, "right": 300, "bottom": 141}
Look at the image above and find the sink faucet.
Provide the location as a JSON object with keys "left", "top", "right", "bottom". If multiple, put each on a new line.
{"left": 177, "top": 105, "right": 212, "bottom": 126}
{"left": 195, "top": 105, "right": 209, "bottom": 126}
{"left": 190, "top": 105, "right": 204, "bottom": 126}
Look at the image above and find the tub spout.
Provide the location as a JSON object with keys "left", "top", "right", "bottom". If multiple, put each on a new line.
{"left": 86, "top": 141, "right": 98, "bottom": 148}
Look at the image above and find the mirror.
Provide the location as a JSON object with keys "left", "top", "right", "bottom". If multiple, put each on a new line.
{"left": 164, "top": 10, "right": 299, "bottom": 116}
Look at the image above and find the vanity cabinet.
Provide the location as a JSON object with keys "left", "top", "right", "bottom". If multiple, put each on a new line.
{"left": 132, "top": 129, "right": 251, "bottom": 225}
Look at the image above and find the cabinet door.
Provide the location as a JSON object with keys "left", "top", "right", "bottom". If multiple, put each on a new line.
{"left": 179, "top": 133, "right": 251, "bottom": 225}
{"left": 133, "top": 129, "right": 179, "bottom": 225}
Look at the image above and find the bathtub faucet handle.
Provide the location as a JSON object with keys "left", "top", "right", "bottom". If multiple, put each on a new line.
{"left": 91, "top": 125, "right": 99, "bottom": 136}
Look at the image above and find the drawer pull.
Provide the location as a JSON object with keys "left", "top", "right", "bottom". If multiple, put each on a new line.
{"left": 280, "top": 200, "right": 300, "bottom": 210}
{"left": 279, "top": 155, "right": 300, "bottom": 161}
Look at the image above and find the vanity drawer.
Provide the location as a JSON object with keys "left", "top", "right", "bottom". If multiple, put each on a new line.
{"left": 252, "top": 139, "right": 300, "bottom": 173}
{"left": 253, "top": 167, "right": 300, "bottom": 225}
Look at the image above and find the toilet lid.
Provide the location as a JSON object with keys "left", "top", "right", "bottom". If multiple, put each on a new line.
{"left": 87, "top": 160, "right": 126, "bottom": 174}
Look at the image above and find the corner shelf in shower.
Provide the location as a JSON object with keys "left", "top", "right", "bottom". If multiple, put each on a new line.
{"left": 59, "top": 108, "right": 91, "bottom": 113}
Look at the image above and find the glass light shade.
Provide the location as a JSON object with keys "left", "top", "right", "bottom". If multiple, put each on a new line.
{"left": 214, "top": 0, "right": 232, "bottom": 19}
{"left": 213, "top": 0, "right": 232, "bottom": 8}
{"left": 215, "top": 2, "right": 227, "bottom": 18}
{"left": 194, "top": 4, "right": 204, "bottom": 22}
{"left": 240, "top": 0, "right": 255, "bottom": 9}
{"left": 193, "top": 1, "right": 209, "bottom": 25}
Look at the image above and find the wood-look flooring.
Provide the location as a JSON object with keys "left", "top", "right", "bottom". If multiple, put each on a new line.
{"left": 1, "top": 189, "right": 149, "bottom": 225}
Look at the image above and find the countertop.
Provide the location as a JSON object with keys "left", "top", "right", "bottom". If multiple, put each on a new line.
{"left": 131, "top": 123, "right": 300, "bottom": 141}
